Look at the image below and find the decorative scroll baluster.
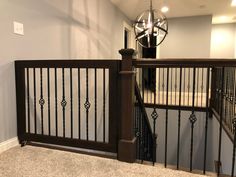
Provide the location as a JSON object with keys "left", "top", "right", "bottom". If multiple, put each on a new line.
{"left": 39, "top": 68, "right": 45, "bottom": 135}
{"left": 177, "top": 67, "right": 182, "bottom": 169}
{"left": 151, "top": 68, "right": 158, "bottom": 165}
{"left": 165, "top": 68, "right": 169, "bottom": 168}
{"left": 47, "top": 68, "right": 51, "bottom": 136}
{"left": 61, "top": 68, "right": 67, "bottom": 138}
{"left": 84, "top": 69, "right": 91, "bottom": 141}
{"left": 189, "top": 67, "right": 196, "bottom": 172}
{"left": 55, "top": 68, "right": 58, "bottom": 137}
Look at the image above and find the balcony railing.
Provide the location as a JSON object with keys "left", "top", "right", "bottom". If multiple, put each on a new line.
{"left": 15, "top": 50, "right": 236, "bottom": 177}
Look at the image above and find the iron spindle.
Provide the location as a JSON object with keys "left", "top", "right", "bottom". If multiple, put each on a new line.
{"left": 47, "top": 68, "right": 51, "bottom": 136}
{"left": 189, "top": 67, "right": 196, "bottom": 172}
{"left": 231, "top": 118, "right": 236, "bottom": 177}
{"left": 85, "top": 68, "right": 90, "bottom": 141}
{"left": 26, "top": 68, "right": 30, "bottom": 133}
{"left": 78, "top": 69, "right": 81, "bottom": 139}
{"left": 103, "top": 68, "right": 106, "bottom": 143}
{"left": 33, "top": 68, "right": 37, "bottom": 134}
{"left": 218, "top": 67, "right": 225, "bottom": 176}
{"left": 61, "top": 68, "right": 66, "bottom": 138}
{"left": 95, "top": 68, "right": 97, "bottom": 142}
{"left": 55, "top": 68, "right": 58, "bottom": 137}
{"left": 203, "top": 67, "right": 210, "bottom": 174}
{"left": 177, "top": 67, "right": 182, "bottom": 170}
{"left": 70, "top": 68, "right": 73, "bottom": 139}
{"left": 39, "top": 68, "right": 44, "bottom": 135}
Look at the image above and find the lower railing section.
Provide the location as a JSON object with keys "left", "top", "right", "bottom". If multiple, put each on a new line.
{"left": 211, "top": 67, "right": 236, "bottom": 176}
{"left": 133, "top": 58, "right": 236, "bottom": 177}
{"left": 134, "top": 82, "right": 156, "bottom": 164}
{"left": 15, "top": 60, "right": 119, "bottom": 153}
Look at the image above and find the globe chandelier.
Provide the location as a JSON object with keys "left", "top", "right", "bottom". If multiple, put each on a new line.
{"left": 134, "top": 0, "right": 168, "bottom": 48}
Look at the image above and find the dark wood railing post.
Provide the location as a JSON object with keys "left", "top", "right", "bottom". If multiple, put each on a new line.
{"left": 118, "top": 49, "right": 137, "bottom": 163}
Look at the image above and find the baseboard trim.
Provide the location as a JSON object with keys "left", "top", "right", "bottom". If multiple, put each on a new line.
{"left": 0, "top": 137, "right": 19, "bottom": 154}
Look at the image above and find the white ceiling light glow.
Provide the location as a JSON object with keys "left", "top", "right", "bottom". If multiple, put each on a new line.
{"left": 161, "top": 6, "right": 169, "bottom": 13}
{"left": 232, "top": 0, "right": 236, "bottom": 6}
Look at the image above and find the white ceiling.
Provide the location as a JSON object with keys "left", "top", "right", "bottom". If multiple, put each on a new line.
{"left": 110, "top": 0, "right": 236, "bottom": 24}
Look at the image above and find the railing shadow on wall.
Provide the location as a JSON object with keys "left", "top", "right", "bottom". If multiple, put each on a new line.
{"left": 15, "top": 49, "right": 236, "bottom": 177}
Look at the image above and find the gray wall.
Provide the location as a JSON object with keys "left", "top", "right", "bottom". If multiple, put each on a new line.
{"left": 0, "top": 0, "right": 129, "bottom": 143}
{"left": 160, "top": 15, "right": 212, "bottom": 58}
{"left": 146, "top": 108, "right": 235, "bottom": 175}
{"left": 210, "top": 23, "right": 236, "bottom": 58}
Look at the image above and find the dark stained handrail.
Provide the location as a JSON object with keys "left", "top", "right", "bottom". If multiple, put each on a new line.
{"left": 133, "top": 58, "right": 236, "bottom": 67}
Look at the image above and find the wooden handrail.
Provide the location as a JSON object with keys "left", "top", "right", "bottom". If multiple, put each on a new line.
{"left": 133, "top": 58, "right": 236, "bottom": 67}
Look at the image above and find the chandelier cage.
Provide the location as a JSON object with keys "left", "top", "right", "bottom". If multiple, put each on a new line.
{"left": 134, "top": 0, "right": 168, "bottom": 48}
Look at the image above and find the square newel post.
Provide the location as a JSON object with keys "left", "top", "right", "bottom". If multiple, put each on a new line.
{"left": 118, "top": 49, "right": 137, "bottom": 163}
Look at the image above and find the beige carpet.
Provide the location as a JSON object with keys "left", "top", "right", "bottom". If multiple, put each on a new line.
{"left": 0, "top": 146, "right": 211, "bottom": 177}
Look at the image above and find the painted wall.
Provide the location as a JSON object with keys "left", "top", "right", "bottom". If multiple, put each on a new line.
{"left": 0, "top": 0, "right": 129, "bottom": 143}
{"left": 210, "top": 23, "right": 236, "bottom": 58}
{"left": 159, "top": 15, "right": 212, "bottom": 58}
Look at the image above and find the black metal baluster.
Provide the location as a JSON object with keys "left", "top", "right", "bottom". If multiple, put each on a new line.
{"left": 33, "top": 68, "right": 37, "bottom": 134}
{"left": 189, "top": 67, "right": 196, "bottom": 172}
{"left": 162, "top": 68, "right": 165, "bottom": 104}
{"left": 218, "top": 67, "right": 225, "bottom": 176}
{"left": 188, "top": 68, "right": 190, "bottom": 106}
{"left": 170, "top": 68, "right": 173, "bottom": 105}
{"left": 55, "top": 68, "right": 58, "bottom": 137}
{"left": 39, "top": 68, "right": 45, "bottom": 135}
{"left": 165, "top": 68, "right": 169, "bottom": 168}
{"left": 141, "top": 108, "right": 144, "bottom": 162}
{"left": 61, "top": 68, "right": 66, "bottom": 138}
{"left": 103, "top": 68, "right": 106, "bottom": 142}
{"left": 196, "top": 68, "right": 199, "bottom": 107}
{"left": 47, "top": 68, "right": 51, "bottom": 136}
{"left": 177, "top": 67, "right": 182, "bottom": 169}
{"left": 84, "top": 68, "right": 90, "bottom": 141}
{"left": 139, "top": 107, "right": 142, "bottom": 160}
{"left": 78, "top": 69, "right": 81, "bottom": 139}
{"left": 95, "top": 68, "right": 97, "bottom": 142}
{"left": 158, "top": 68, "right": 161, "bottom": 104}
{"left": 231, "top": 118, "right": 236, "bottom": 177}
{"left": 175, "top": 68, "right": 177, "bottom": 105}
{"left": 26, "top": 68, "right": 30, "bottom": 133}
{"left": 151, "top": 71, "right": 158, "bottom": 165}
{"left": 142, "top": 69, "right": 145, "bottom": 102}
{"left": 201, "top": 68, "right": 204, "bottom": 107}
{"left": 203, "top": 67, "right": 210, "bottom": 174}
{"left": 70, "top": 68, "right": 73, "bottom": 139}
{"left": 183, "top": 68, "right": 186, "bottom": 106}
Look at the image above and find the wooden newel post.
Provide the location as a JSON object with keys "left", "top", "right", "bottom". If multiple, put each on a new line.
{"left": 118, "top": 49, "right": 137, "bottom": 163}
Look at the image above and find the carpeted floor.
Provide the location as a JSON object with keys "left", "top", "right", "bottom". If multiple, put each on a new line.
{"left": 0, "top": 146, "right": 211, "bottom": 177}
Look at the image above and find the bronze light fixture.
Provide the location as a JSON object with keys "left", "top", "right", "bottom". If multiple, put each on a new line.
{"left": 134, "top": 0, "right": 168, "bottom": 48}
